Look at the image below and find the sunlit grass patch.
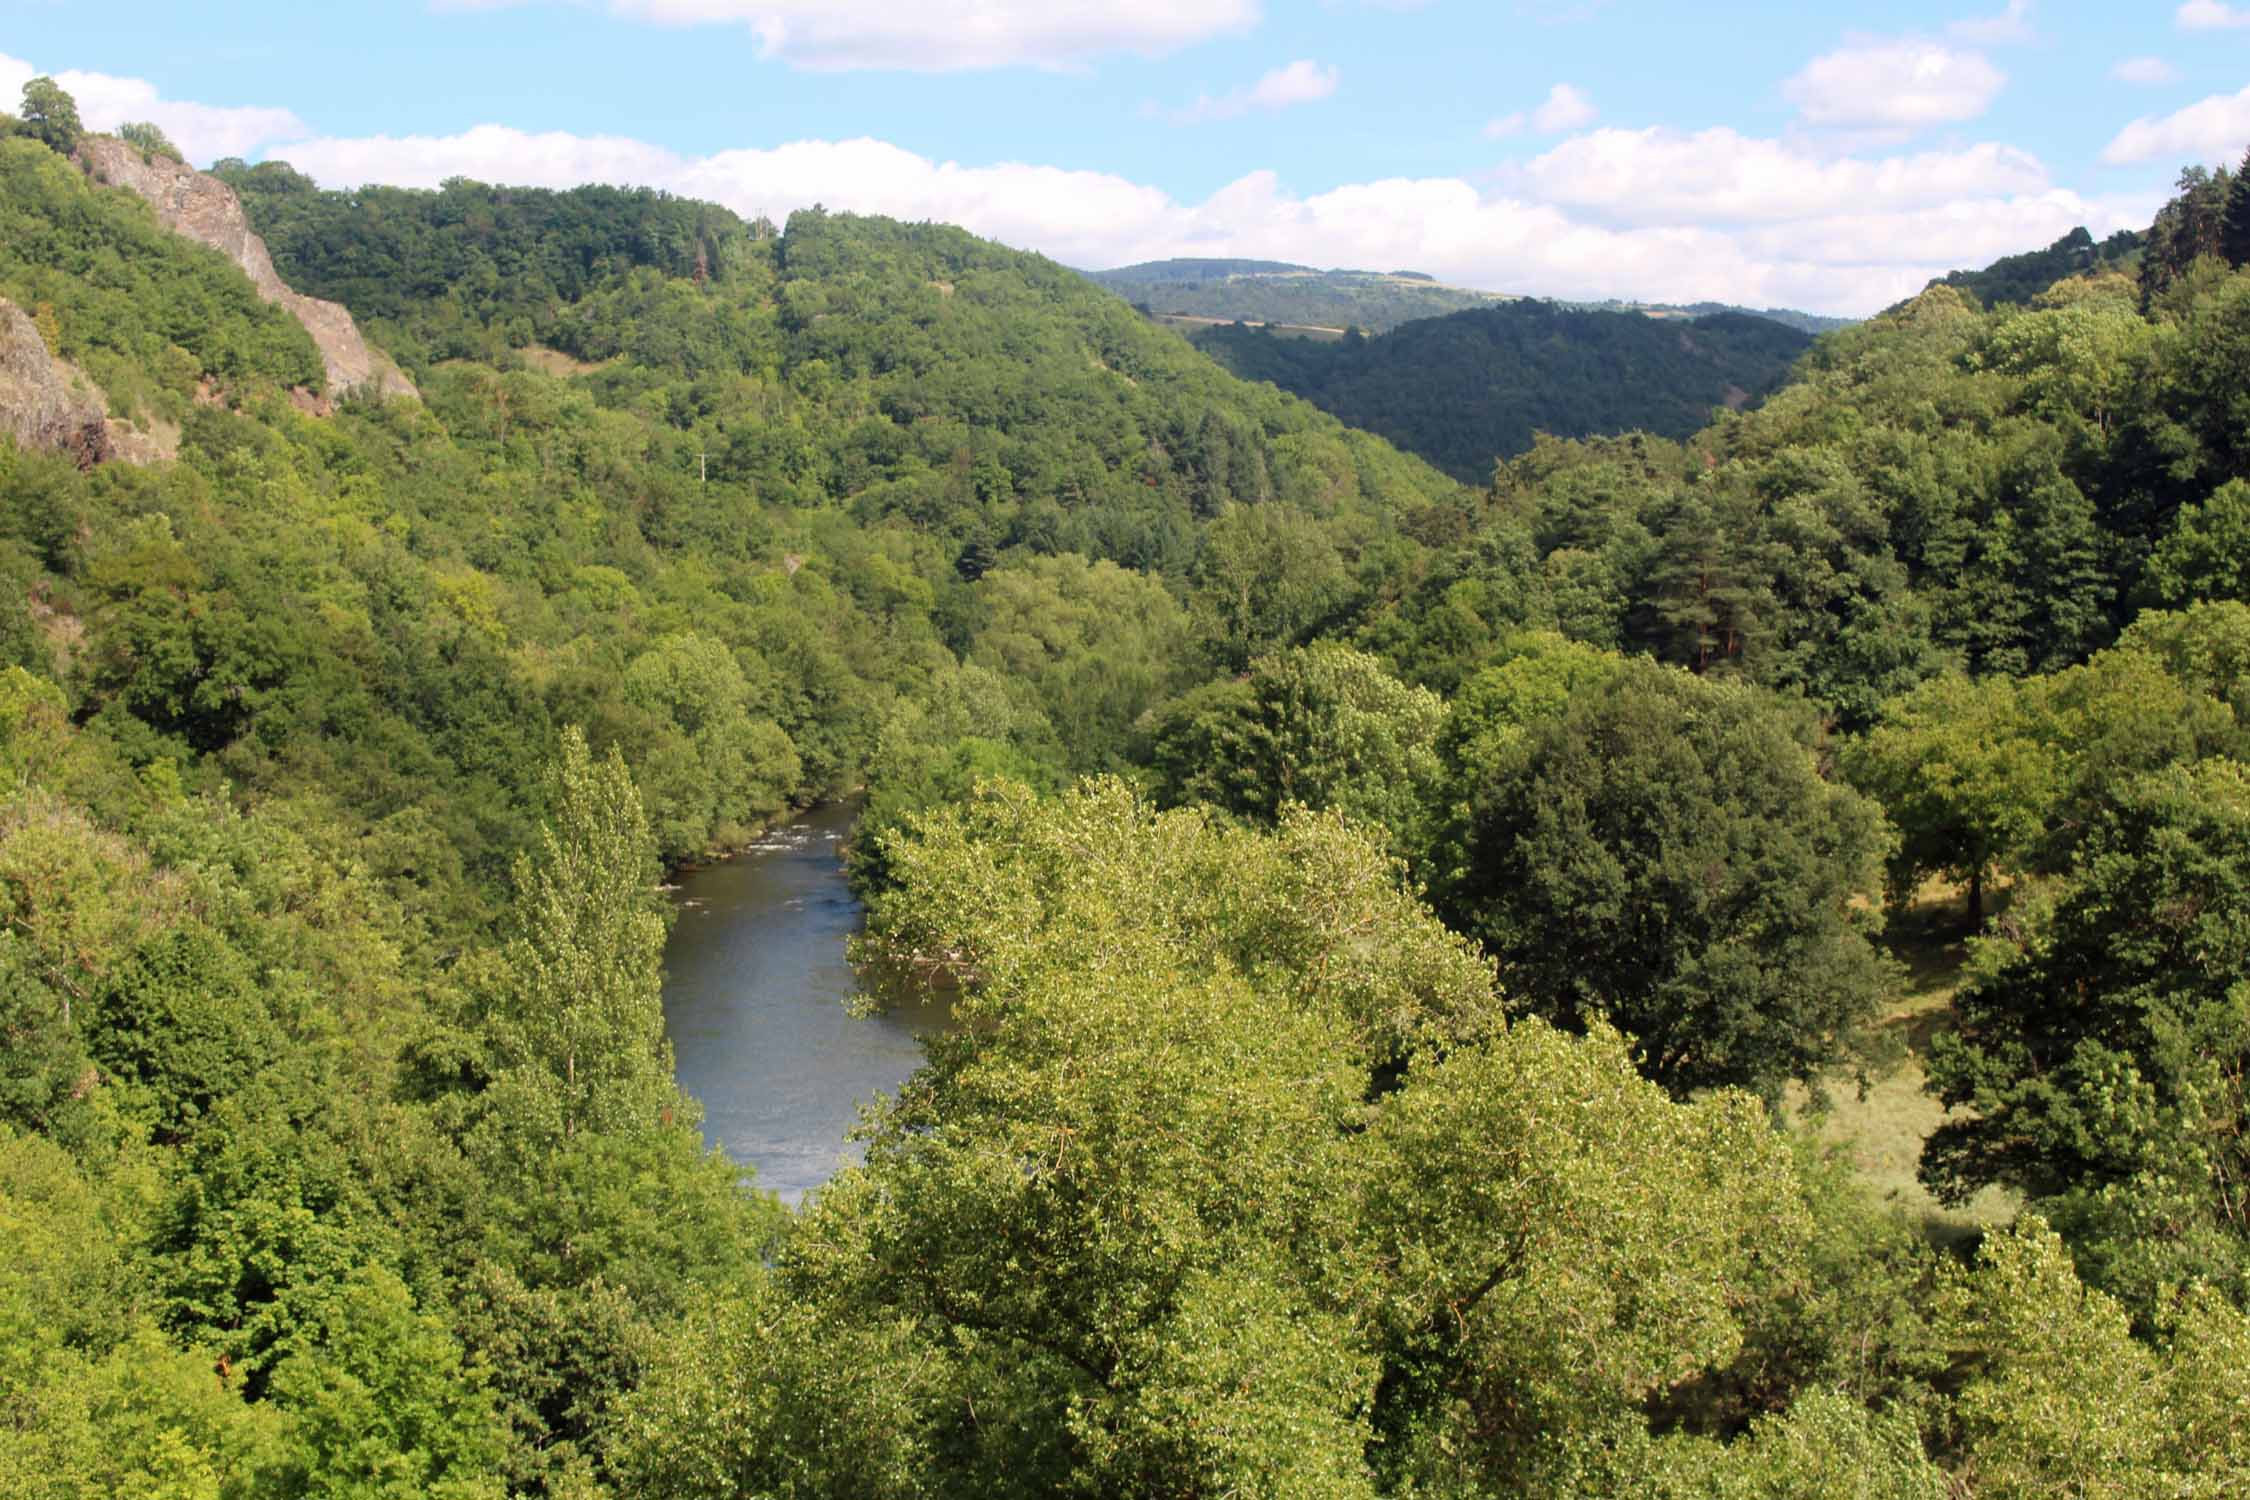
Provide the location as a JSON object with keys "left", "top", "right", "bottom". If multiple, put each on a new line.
{"left": 1790, "top": 878, "right": 2018, "bottom": 1245}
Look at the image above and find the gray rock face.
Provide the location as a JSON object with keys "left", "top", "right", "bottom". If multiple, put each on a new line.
{"left": 75, "top": 137, "right": 417, "bottom": 401}
{"left": 0, "top": 297, "right": 110, "bottom": 468}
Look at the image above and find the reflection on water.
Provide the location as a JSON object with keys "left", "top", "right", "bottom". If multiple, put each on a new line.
{"left": 660, "top": 801, "right": 953, "bottom": 1205}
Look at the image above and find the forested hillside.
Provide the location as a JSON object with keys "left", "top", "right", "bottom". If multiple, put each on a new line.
{"left": 1087, "top": 258, "right": 1509, "bottom": 333}
{"left": 1088, "top": 257, "right": 1844, "bottom": 338}
{"left": 1931, "top": 225, "right": 2145, "bottom": 308}
{"left": 10, "top": 70, "right": 2250, "bottom": 1498}
{"left": 1563, "top": 298, "right": 1854, "bottom": 335}
{"left": 1192, "top": 300, "right": 1812, "bottom": 481}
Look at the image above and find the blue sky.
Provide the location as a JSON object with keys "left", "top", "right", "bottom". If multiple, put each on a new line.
{"left": 6, "top": 1, "right": 2248, "bottom": 313}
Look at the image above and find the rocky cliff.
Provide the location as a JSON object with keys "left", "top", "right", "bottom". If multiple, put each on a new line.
{"left": 0, "top": 297, "right": 111, "bottom": 468}
{"left": 75, "top": 137, "right": 417, "bottom": 401}
{"left": 0, "top": 297, "right": 180, "bottom": 468}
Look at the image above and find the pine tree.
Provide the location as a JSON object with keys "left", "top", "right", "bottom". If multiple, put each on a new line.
{"left": 2223, "top": 147, "right": 2250, "bottom": 267}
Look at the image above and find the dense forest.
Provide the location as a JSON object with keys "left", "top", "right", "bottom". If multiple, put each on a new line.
{"left": 9, "top": 70, "right": 2250, "bottom": 1497}
{"left": 1190, "top": 301, "right": 1813, "bottom": 482}
{"left": 1931, "top": 225, "right": 2146, "bottom": 309}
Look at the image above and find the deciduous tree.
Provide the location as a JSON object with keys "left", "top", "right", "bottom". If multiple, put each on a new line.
{"left": 17, "top": 78, "right": 81, "bottom": 155}
{"left": 1441, "top": 660, "right": 1896, "bottom": 1102}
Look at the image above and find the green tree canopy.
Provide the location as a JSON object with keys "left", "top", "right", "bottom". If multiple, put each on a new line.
{"left": 629, "top": 778, "right": 1878, "bottom": 1498}
{"left": 1842, "top": 673, "right": 2064, "bottom": 920}
{"left": 480, "top": 728, "right": 675, "bottom": 1147}
{"left": 1440, "top": 659, "right": 1897, "bottom": 1102}
{"left": 1922, "top": 758, "right": 2250, "bottom": 1312}
{"left": 1142, "top": 641, "right": 1445, "bottom": 854}
{"left": 2140, "top": 478, "right": 2250, "bottom": 609}
{"left": 16, "top": 78, "right": 81, "bottom": 155}
{"left": 2222, "top": 146, "right": 2250, "bottom": 268}
{"left": 114, "top": 120, "right": 182, "bottom": 163}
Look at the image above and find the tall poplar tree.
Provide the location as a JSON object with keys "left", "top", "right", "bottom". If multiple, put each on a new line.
{"left": 485, "top": 728, "right": 674, "bottom": 1144}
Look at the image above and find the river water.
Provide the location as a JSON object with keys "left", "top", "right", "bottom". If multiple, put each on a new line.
{"left": 659, "top": 801, "right": 952, "bottom": 1204}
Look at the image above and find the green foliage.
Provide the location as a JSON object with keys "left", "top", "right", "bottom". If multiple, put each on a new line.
{"left": 0, "top": 137, "right": 325, "bottom": 402}
{"left": 1439, "top": 660, "right": 1897, "bottom": 1102}
{"left": 1432, "top": 631, "right": 1621, "bottom": 784}
{"left": 1935, "top": 1219, "right": 2250, "bottom": 1495}
{"left": 114, "top": 122, "right": 183, "bottom": 164}
{"left": 611, "top": 1278, "right": 948, "bottom": 1500}
{"left": 90, "top": 921, "right": 281, "bottom": 1141}
{"left": 2223, "top": 148, "right": 2250, "bottom": 270}
{"left": 2141, "top": 477, "right": 2250, "bottom": 607}
{"left": 1933, "top": 225, "right": 2144, "bottom": 309}
{"left": 1195, "top": 302, "right": 1812, "bottom": 482}
{"left": 1922, "top": 759, "right": 2250, "bottom": 1312}
{"left": 618, "top": 631, "right": 801, "bottom": 852}
{"left": 1843, "top": 674, "right": 2063, "bottom": 917}
{"left": 966, "top": 552, "right": 1196, "bottom": 771}
{"left": 1191, "top": 499, "right": 1356, "bottom": 670}
{"left": 262, "top": 1267, "right": 505, "bottom": 1500}
{"left": 778, "top": 780, "right": 1833, "bottom": 1495}
{"left": 481, "top": 729, "right": 673, "bottom": 1147}
{"left": 2142, "top": 163, "right": 2234, "bottom": 301}
{"left": 17, "top": 78, "right": 82, "bottom": 156}
{"left": 1143, "top": 640, "right": 1445, "bottom": 854}
{"left": 15, "top": 107, "right": 2250, "bottom": 1499}
{"left": 210, "top": 168, "right": 761, "bottom": 370}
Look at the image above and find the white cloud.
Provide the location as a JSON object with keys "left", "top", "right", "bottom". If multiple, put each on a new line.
{"left": 446, "top": 0, "right": 1261, "bottom": 71}
{"left": 2102, "top": 84, "right": 2250, "bottom": 165}
{"left": 1949, "top": 0, "right": 2034, "bottom": 45}
{"left": 1484, "top": 82, "right": 1597, "bottom": 139}
{"left": 274, "top": 125, "right": 688, "bottom": 191}
{"left": 1163, "top": 60, "right": 1341, "bottom": 124}
{"left": 1533, "top": 83, "right": 1598, "bottom": 132}
{"left": 1784, "top": 39, "right": 2006, "bottom": 129}
{"left": 2178, "top": 1, "right": 2250, "bottom": 29}
{"left": 1513, "top": 128, "right": 2050, "bottom": 225}
{"left": 263, "top": 118, "right": 2153, "bottom": 317}
{"left": 2112, "top": 57, "right": 2182, "bottom": 86}
{"left": 0, "top": 52, "right": 305, "bottom": 163}
{"left": 1248, "top": 60, "right": 1341, "bottom": 110}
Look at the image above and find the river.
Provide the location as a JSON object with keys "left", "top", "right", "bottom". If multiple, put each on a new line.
{"left": 659, "top": 801, "right": 952, "bottom": 1205}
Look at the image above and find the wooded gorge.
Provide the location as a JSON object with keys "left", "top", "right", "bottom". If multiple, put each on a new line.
{"left": 7, "top": 75, "right": 2250, "bottom": 1497}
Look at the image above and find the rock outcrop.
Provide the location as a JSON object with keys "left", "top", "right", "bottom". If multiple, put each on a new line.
{"left": 75, "top": 137, "right": 417, "bottom": 402}
{"left": 0, "top": 297, "right": 111, "bottom": 468}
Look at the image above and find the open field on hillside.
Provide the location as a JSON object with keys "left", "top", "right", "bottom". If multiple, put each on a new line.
{"left": 1792, "top": 881, "right": 2020, "bottom": 1245}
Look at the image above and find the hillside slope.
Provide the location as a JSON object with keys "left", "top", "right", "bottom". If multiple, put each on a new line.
{"left": 1088, "top": 259, "right": 1512, "bottom": 333}
{"left": 1194, "top": 300, "right": 1812, "bottom": 482}
{"left": 5, "top": 136, "right": 1472, "bottom": 887}
{"left": 1929, "top": 225, "right": 2144, "bottom": 308}
{"left": 79, "top": 137, "right": 417, "bottom": 398}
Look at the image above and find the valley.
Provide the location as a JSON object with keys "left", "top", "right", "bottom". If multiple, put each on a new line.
{"left": 4, "top": 32, "right": 2250, "bottom": 1497}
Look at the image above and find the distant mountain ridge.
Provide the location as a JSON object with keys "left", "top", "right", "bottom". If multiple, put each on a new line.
{"left": 1558, "top": 299, "right": 1854, "bottom": 336}
{"left": 1088, "top": 258, "right": 1847, "bottom": 338}
{"left": 1191, "top": 300, "right": 1813, "bottom": 483}
{"left": 1087, "top": 260, "right": 1512, "bottom": 334}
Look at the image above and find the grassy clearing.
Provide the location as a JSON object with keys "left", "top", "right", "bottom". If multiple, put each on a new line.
{"left": 1790, "top": 880, "right": 2019, "bottom": 1246}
